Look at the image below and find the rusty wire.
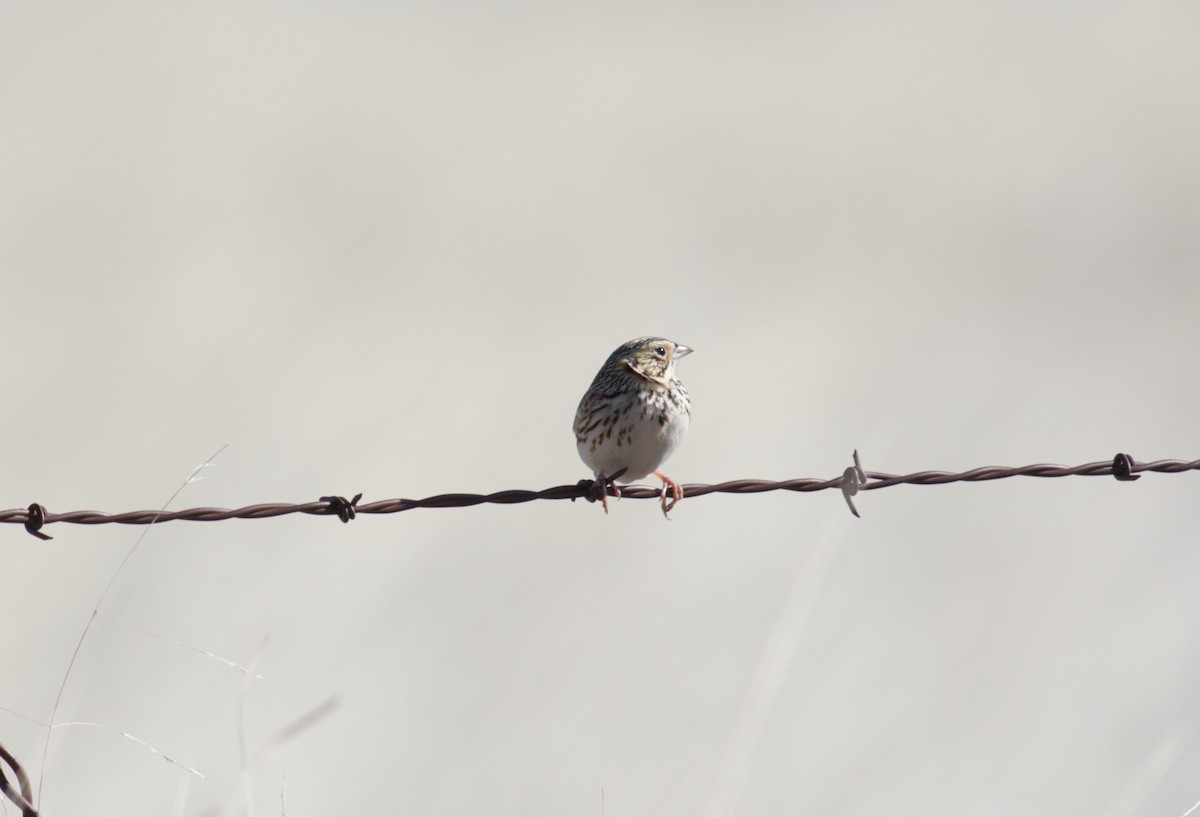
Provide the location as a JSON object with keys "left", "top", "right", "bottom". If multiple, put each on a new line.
{"left": 1, "top": 453, "right": 1196, "bottom": 539}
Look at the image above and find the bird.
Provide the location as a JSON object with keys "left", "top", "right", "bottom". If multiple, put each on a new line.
{"left": 573, "top": 337, "right": 693, "bottom": 517}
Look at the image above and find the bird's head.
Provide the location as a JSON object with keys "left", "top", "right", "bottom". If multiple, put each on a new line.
{"left": 616, "top": 337, "right": 693, "bottom": 384}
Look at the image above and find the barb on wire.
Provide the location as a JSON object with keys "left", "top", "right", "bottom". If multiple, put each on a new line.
{"left": 2, "top": 453, "right": 1196, "bottom": 537}
{"left": 319, "top": 493, "right": 362, "bottom": 523}
{"left": 24, "top": 503, "right": 51, "bottom": 541}
{"left": 839, "top": 450, "right": 867, "bottom": 518}
{"left": 1112, "top": 452, "right": 1141, "bottom": 482}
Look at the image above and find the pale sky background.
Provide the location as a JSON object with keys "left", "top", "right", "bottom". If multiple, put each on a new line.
{"left": 3, "top": 1, "right": 1200, "bottom": 815}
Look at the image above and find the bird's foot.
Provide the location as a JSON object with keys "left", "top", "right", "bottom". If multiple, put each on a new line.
{"left": 653, "top": 470, "right": 683, "bottom": 519}
{"left": 584, "top": 468, "right": 626, "bottom": 514}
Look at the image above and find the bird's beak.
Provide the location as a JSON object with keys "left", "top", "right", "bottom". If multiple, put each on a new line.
{"left": 673, "top": 344, "right": 693, "bottom": 359}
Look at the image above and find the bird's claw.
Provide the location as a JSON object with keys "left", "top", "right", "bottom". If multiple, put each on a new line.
{"left": 601, "top": 482, "right": 622, "bottom": 514}
{"left": 654, "top": 470, "right": 683, "bottom": 519}
{"left": 584, "top": 468, "right": 626, "bottom": 514}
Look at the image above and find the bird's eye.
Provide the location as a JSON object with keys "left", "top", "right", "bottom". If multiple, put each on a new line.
{"left": 655, "top": 346, "right": 666, "bottom": 357}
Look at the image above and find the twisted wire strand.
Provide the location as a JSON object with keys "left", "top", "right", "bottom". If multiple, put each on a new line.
{"left": 2, "top": 456, "right": 1196, "bottom": 535}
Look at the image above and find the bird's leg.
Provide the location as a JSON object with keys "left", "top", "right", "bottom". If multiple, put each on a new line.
{"left": 653, "top": 470, "right": 683, "bottom": 518}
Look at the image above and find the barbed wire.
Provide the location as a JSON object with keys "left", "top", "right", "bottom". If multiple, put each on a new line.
{"left": 2, "top": 453, "right": 1195, "bottom": 539}
{"left": 3, "top": 455, "right": 1195, "bottom": 817}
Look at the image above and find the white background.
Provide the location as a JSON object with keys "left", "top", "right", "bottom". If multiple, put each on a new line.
{"left": 3, "top": 1, "right": 1200, "bottom": 814}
